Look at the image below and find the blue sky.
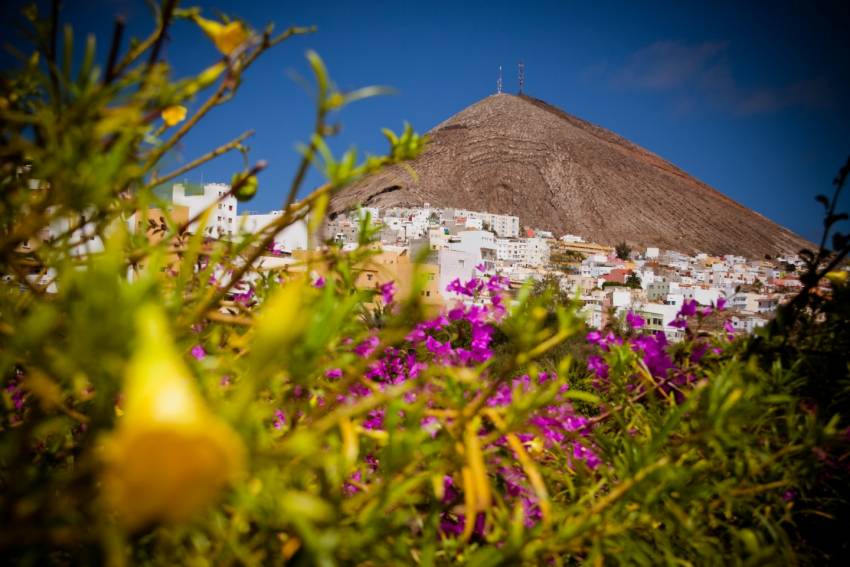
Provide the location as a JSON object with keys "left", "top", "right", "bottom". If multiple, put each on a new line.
{"left": 4, "top": 1, "right": 849, "bottom": 242}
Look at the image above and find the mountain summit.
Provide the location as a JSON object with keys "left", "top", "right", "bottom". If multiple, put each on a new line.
{"left": 330, "top": 93, "right": 808, "bottom": 257}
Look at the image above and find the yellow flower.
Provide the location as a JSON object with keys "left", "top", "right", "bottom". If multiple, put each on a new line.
{"left": 825, "top": 271, "right": 848, "bottom": 286}
{"left": 194, "top": 16, "right": 249, "bottom": 55}
{"left": 161, "top": 105, "right": 187, "bottom": 126}
{"left": 99, "top": 304, "right": 245, "bottom": 530}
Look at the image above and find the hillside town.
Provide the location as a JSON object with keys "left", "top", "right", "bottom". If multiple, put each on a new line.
{"left": 18, "top": 180, "right": 813, "bottom": 341}
{"left": 63, "top": 182, "right": 808, "bottom": 341}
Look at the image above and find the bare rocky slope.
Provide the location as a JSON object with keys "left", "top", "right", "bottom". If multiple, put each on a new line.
{"left": 329, "top": 93, "right": 809, "bottom": 257}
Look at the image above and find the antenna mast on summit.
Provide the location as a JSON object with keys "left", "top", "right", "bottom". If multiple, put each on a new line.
{"left": 497, "top": 65, "right": 503, "bottom": 94}
{"left": 518, "top": 61, "right": 525, "bottom": 94}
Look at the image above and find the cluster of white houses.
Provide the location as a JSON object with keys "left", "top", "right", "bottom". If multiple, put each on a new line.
{"left": 325, "top": 203, "right": 810, "bottom": 339}
{"left": 23, "top": 181, "right": 824, "bottom": 340}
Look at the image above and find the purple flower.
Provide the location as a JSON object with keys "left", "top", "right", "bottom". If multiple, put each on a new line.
{"left": 406, "top": 327, "right": 426, "bottom": 343}
{"left": 572, "top": 442, "right": 601, "bottom": 469}
{"left": 325, "top": 368, "right": 343, "bottom": 379}
{"left": 354, "top": 335, "right": 380, "bottom": 358}
{"left": 690, "top": 342, "right": 709, "bottom": 363}
{"left": 678, "top": 299, "right": 697, "bottom": 318}
{"left": 486, "top": 275, "right": 510, "bottom": 293}
{"left": 442, "top": 475, "right": 459, "bottom": 503}
{"left": 190, "top": 345, "right": 206, "bottom": 360}
{"left": 586, "top": 330, "right": 603, "bottom": 345}
{"left": 587, "top": 355, "right": 609, "bottom": 379}
{"left": 487, "top": 384, "right": 513, "bottom": 407}
{"left": 448, "top": 306, "right": 466, "bottom": 321}
{"left": 723, "top": 319, "right": 735, "bottom": 340}
{"left": 273, "top": 409, "right": 286, "bottom": 430}
{"left": 343, "top": 469, "right": 363, "bottom": 496}
{"left": 379, "top": 281, "right": 396, "bottom": 304}
{"left": 363, "top": 408, "right": 385, "bottom": 430}
{"left": 716, "top": 297, "right": 727, "bottom": 311}
{"left": 447, "top": 277, "right": 484, "bottom": 297}
{"left": 312, "top": 275, "right": 326, "bottom": 288}
{"left": 626, "top": 311, "right": 645, "bottom": 329}
{"left": 632, "top": 332, "right": 674, "bottom": 379}
{"left": 232, "top": 287, "right": 255, "bottom": 306}
{"left": 6, "top": 377, "right": 26, "bottom": 410}
{"left": 439, "top": 512, "right": 486, "bottom": 538}
{"left": 475, "top": 263, "right": 487, "bottom": 272}
{"left": 669, "top": 318, "right": 688, "bottom": 329}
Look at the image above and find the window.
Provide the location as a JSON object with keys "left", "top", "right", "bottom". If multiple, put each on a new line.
{"left": 426, "top": 291, "right": 431, "bottom": 297}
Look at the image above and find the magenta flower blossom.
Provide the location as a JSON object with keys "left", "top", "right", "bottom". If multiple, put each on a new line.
{"left": 379, "top": 281, "right": 396, "bottom": 304}
{"left": 626, "top": 311, "right": 645, "bottom": 329}
{"left": 678, "top": 299, "right": 697, "bottom": 318}
{"left": 587, "top": 355, "right": 609, "bottom": 379}
{"left": 690, "top": 342, "right": 709, "bottom": 363}
{"left": 363, "top": 408, "right": 385, "bottom": 430}
{"left": 475, "top": 263, "right": 486, "bottom": 272}
{"left": 406, "top": 327, "right": 426, "bottom": 343}
{"left": 716, "top": 297, "right": 727, "bottom": 311}
{"left": 354, "top": 335, "right": 380, "bottom": 358}
{"left": 572, "top": 442, "right": 601, "bottom": 469}
{"left": 273, "top": 409, "right": 286, "bottom": 430}
{"left": 586, "top": 330, "right": 603, "bottom": 345}
{"left": 448, "top": 306, "right": 466, "bottom": 321}
{"left": 232, "top": 287, "right": 255, "bottom": 305}
{"left": 312, "top": 275, "right": 326, "bottom": 289}
{"left": 486, "top": 274, "right": 511, "bottom": 293}
{"left": 6, "top": 378, "right": 25, "bottom": 410}
{"left": 325, "top": 368, "right": 343, "bottom": 379}
{"left": 724, "top": 319, "right": 735, "bottom": 340}
{"left": 190, "top": 344, "right": 206, "bottom": 360}
{"left": 447, "top": 276, "right": 484, "bottom": 297}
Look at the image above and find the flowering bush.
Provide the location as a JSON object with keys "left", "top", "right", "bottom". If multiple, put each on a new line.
{"left": 1, "top": 3, "right": 849, "bottom": 565}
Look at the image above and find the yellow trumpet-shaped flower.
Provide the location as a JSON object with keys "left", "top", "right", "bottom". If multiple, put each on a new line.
{"left": 99, "top": 304, "right": 245, "bottom": 530}
{"left": 194, "top": 15, "right": 249, "bottom": 55}
{"left": 825, "top": 270, "right": 848, "bottom": 286}
{"left": 161, "top": 105, "right": 187, "bottom": 126}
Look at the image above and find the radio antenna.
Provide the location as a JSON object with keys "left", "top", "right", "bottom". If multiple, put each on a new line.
{"left": 518, "top": 61, "right": 525, "bottom": 94}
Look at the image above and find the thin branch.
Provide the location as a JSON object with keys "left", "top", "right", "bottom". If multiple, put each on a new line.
{"left": 147, "top": 129, "right": 255, "bottom": 189}
{"left": 104, "top": 16, "right": 126, "bottom": 85}
{"left": 145, "top": 0, "right": 177, "bottom": 71}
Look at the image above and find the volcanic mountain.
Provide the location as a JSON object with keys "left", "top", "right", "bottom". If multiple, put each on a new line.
{"left": 330, "top": 93, "right": 808, "bottom": 257}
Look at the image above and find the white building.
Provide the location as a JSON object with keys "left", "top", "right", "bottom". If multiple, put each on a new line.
{"left": 496, "top": 237, "right": 550, "bottom": 267}
{"left": 239, "top": 211, "right": 309, "bottom": 253}
{"left": 438, "top": 248, "right": 477, "bottom": 300}
{"left": 172, "top": 183, "right": 237, "bottom": 238}
{"left": 453, "top": 209, "right": 520, "bottom": 238}
{"left": 448, "top": 230, "right": 497, "bottom": 271}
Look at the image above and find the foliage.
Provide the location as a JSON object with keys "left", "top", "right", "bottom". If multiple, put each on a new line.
{"left": 615, "top": 241, "right": 631, "bottom": 260}
{"left": 1, "top": 3, "right": 849, "bottom": 566}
